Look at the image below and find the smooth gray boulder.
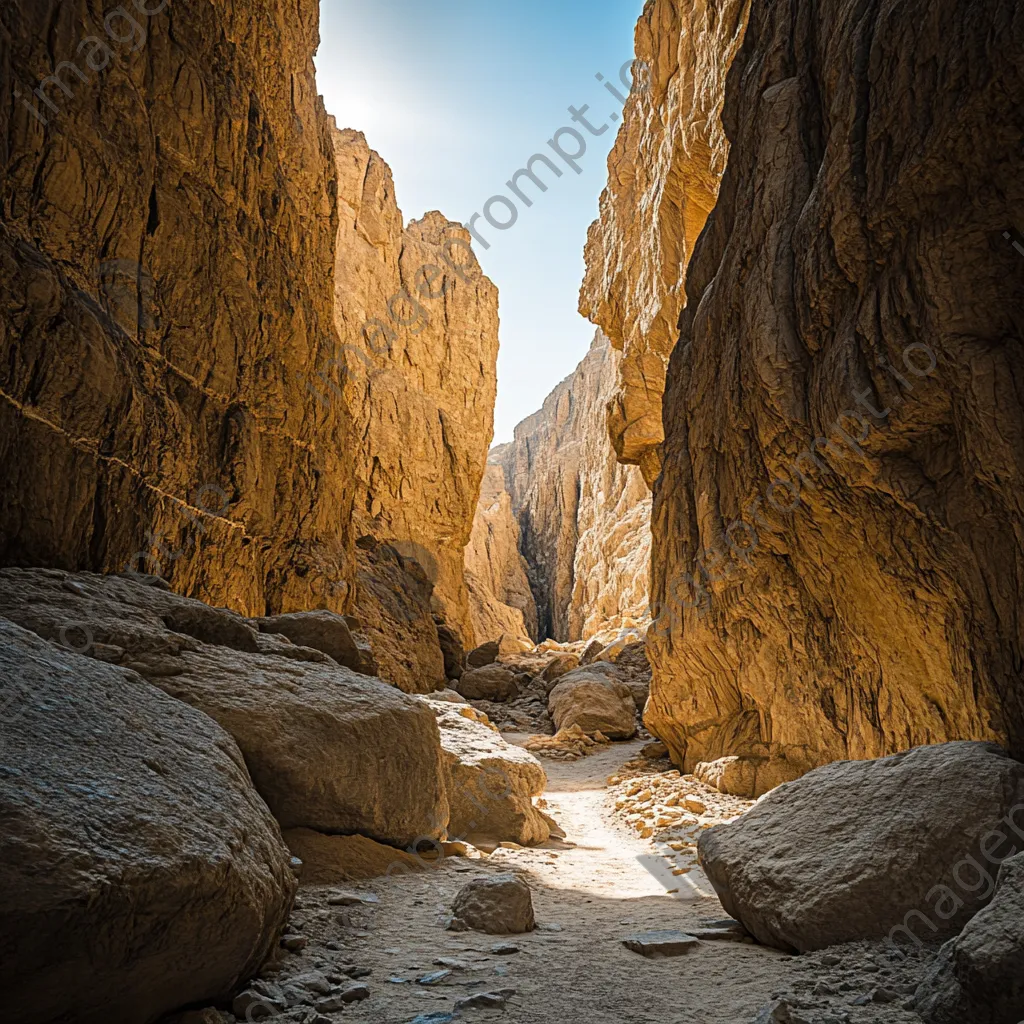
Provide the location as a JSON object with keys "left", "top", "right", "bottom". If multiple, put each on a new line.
{"left": 0, "top": 618, "right": 295, "bottom": 1024}
{"left": 697, "top": 741, "right": 1024, "bottom": 952}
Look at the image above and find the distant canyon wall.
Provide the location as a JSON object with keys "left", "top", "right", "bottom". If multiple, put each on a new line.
{"left": 470, "top": 332, "right": 651, "bottom": 644}
{"left": 0, "top": 2, "right": 497, "bottom": 693}
{"left": 580, "top": 0, "right": 751, "bottom": 487}
{"left": 643, "top": 0, "right": 1024, "bottom": 789}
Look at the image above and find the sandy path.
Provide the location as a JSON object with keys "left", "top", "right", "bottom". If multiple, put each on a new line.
{"left": 285, "top": 737, "right": 801, "bottom": 1024}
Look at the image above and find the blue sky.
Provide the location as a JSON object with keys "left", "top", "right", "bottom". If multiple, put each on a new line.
{"left": 315, "top": 0, "right": 645, "bottom": 443}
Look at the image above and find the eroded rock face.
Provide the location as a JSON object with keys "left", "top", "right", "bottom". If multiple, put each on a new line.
{"left": 331, "top": 129, "right": 499, "bottom": 648}
{"left": 0, "top": 619, "right": 295, "bottom": 1024}
{"left": 465, "top": 463, "right": 539, "bottom": 643}
{"left": 647, "top": 0, "right": 1024, "bottom": 781}
{"left": 580, "top": 0, "right": 751, "bottom": 485}
{"left": 697, "top": 742, "right": 1024, "bottom": 952}
{"left": 0, "top": 568, "right": 449, "bottom": 847}
{"left": 0, "top": 0, "right": 356, "bottom": 614}
{"left": 492, "top": 332, "right": 651, "bottom": 642}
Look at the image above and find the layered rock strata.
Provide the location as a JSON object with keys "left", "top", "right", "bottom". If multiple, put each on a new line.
{"left": 580, "top": 0, "right": 751, "bottom": 486}
{"left": 330, "top": 128, "right": 499, "bottom": 650}
{"left": 485, "top": 332, "right": 651, "bottom": 642}
{"left": 646, "top": 0, "right": 1024, "bottom": 786}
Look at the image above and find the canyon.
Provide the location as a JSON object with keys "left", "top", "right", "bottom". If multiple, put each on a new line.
{"left": 0, "top": 0, "right": 1022, "bottom": 1023}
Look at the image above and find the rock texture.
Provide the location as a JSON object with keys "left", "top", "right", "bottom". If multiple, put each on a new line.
{"left": 646, "top": 0, "right": 1024, "bottom": 781}
{"left": 697, "top": 743, "right": 1024, "bottom": 952}
{"left": 449, "top": 874, "right": 535, "bottom": 935}
{"left": 428, "top": 699, "right": 550, "bottom": 846}
{"left": 0, "top": 618, "right": 295, "bottom": 1024}
{"left": 465, "top": 462, "right": 538, "bottom": 643}
{"left": 915, "top": 851, "right": 1024, "bottom": 1024}
{"left": 580, "top": 0, "right": 751, "bottom": 485}
{"left": 0, "top": 568, "right": 449, "bottom": 847}
{"left": 0, "top": 0, "right": 356, "bottom": 614}
{"left": 331, "top": 128, "right": 499, "bottom": 648}
{"left": 548, "top": 670, "right": 638, "bottom": 741}
{"left": 490, "top": 332, "right": 651, "bottom": 642}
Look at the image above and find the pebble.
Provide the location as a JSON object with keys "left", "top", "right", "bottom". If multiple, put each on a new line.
{"left": 490, "top": 942, "right": 520, "bottom": 955}
{"left": 280, "top": 934, "right": 307, "bottom": 952}
{"left": 416, "top": 970, "right": 452, "bottom": 985}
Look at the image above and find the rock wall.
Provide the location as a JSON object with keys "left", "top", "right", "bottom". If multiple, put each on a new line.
{"left": 0, "top": 0, "right": 355, "bottom": 614}
{"left": 580, "top": 0, "right": 751, "bottom": 486}
{"left": 464, "top": 460, "right": 539, "bottom": 643}
{"left": 491, "top": 332, "right": 651, "bottom": 642}
{"left": 330, "top": 129, "right": 500, "bottom": 650}
{"left": 647, "top": 0, "right": 1024, "bottom": 789}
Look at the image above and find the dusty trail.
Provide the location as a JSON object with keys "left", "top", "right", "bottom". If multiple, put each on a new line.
{"left": 285, "top": 738, "right": 802, "bottom": 1024}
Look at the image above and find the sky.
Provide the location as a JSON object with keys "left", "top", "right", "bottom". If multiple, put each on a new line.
{"left": 315, "top": 0, "right": 645, "bottom": 444}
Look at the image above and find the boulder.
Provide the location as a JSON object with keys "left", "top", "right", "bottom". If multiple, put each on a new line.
{"left": 455, "top": 664, "right": 519, "bottom": 702}
{"left": 0, "top": 618, "right": 295, "bottom": 1024}
{"left": 915, "top": 851, "right": 1024, "bottom": 1024}
{"left": 448, "top": 874, "right": 535, "bottom": 934}
{"left": 427, "top": 700, "right": 550, "bottom": 846}
{"left": 253, "top": 610, "right": 368, "bottom": 674}
{"left": 622, "top": 931, "right": 700, "bottom": 958}
{"left": 697, "top": 742, "right": 1024, "bottom": 952}
{"left": 591, "top": 632, "right": 642, "bottom": 664}
{"left": 434, "top": 617, "right": 466, "bottom": 680}
{"left": 580, "top": 638, "right": 605, "bottom": 665}
{"left": 539, "top": 653, "right": 579, "bottom": 684}
{"left": 548, "top": 671, "right": 637, "bottom": 740}
{"left": 467, "top": 640, "right": 501, "bottom": 668}
{"left": 0, "top": 569, "right": 449, "bottom": 848}
{"left": 695, "top": 756, "right": 767, "bottom": 798}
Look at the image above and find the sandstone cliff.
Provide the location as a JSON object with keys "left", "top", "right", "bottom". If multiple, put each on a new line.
{"left": 647, "top": 0, "right": 1024, "bottom": 790}
{"left": 331, "top": 129, "right": 500, "bottom": 659}
{"left": 579, "top": 0, "right": 750, "bottom": 486}
{"left": 0, "top": 0, "right": 355, "bottom": 615}
{"left": 488, "top": 332, "right": 651, "bottom": 642}
{"left": 464, "top": 460, "right": 539, "bottom": 643}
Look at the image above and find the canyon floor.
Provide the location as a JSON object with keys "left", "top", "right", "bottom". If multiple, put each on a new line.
{"left": 267, "top": 739, "right": 941, "bottom": 1024}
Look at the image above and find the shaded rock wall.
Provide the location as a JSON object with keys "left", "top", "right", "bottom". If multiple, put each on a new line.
{"left": 464, "top": 460, "right": 539, "bottom": 643}
{"left": 0, "top": 0, "right": 355, "bottom": 614}
{"left": 330, "top": 129, "right": 499, "bottom": 650}
{"left": 648, "top": 0, "right": 1024, "bottom": 787}
{"left": 493, "top": 332, "right": 651, "bottom": 642}
{"left": 580, "top": 0, "right": 751, "bottom": 486}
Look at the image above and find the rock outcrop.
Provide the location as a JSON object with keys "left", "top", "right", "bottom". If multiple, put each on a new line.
{"left": 0, "top": 568, "right": 449, "bottom": 847}
{"left": 0, "top": 618, "right": 295, "bottom": 1024}
{"left": 697, "top": 742, "right": 1024, "bottom": 952}
{"left": 0, "top": 0, "right": 356, "bottom": 614}
{"left": 331, "top": 129, "right": 499, "bottom": 650}
{"left": 465, "top": 462, "right": 538, "bottom": 643}
{"left": 580, "top": 0, "right": 751, "bottom": 486}
{"left": 0, "top": 4, "right": 498, "bottom": 695}
{"left": 488, "top": 332, "right": 651, "bottom": 642}
{"left": 645, "top": 0, "right": 1024, "bottom": 783}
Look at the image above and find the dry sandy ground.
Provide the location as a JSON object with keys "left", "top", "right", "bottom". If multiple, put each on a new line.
{"left": 265, "top": 738, "right": 941, "bottom": 1024}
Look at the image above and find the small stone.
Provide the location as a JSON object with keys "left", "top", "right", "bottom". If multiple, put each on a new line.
{"left": 490, "top": 942, "right": 520, "bottom": 955}
{"left": 682, "top": 796, "right": 706, "bottom": 814}
{"left": 342, "top": 966, "right": 372, "bottom": 979}
{"left": 281, "top": 935, "right": 307, "bottom": 952}
{"left": 339, "top": 982, "right": 370, "bottom": 1003}
{"left": 536, "top": 922, "right": 563, "bottom": 932}
{"left": 454, "top": 991, "right": 508, "bottom": 1011}
{"left": 820, "top": 954, "right": 842, "bottom": 967}
{"left": 416, "top": 970, "right": 452, "bottom": 985}
{"left": 870, "top": 987, "right": 900, "bottom": 1004}
{"left": 622, "top": 930, "right": 700, "bottom": 958}
{"left": 408, "top": 1014, "right": 455, "bottom": 1024}
{"left": 448, "top": 874, "right": 535, "bottom": 935}
{"left": 328, "top": 891, "right": 378, "bottom": 906}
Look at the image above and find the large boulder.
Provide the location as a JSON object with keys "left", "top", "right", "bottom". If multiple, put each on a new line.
{"left": 697, "top": 742, "right": 1024, "bottom": 952}
{"left": 548, "top": 671, "right": 637, "bottom": 740}
{"left": 915, "top": 851, "right": 1024, "bottom": 1024}
{"left": 466, "top": 639, "right": 501, "bottom": 668}
{"left": 427, "top": 700, "right": 550, "bottom": 845}
{"left": 539, "top": 653, "right": 580, "bottom": 684}
{"left": 0, "top": 569, "right": 449, "bottom": 847}
{"left": 0, "top": 619, "right": 295, "bottom": 1024}
{"left": 454, "top": 664, "right": 519, "bottom": 702}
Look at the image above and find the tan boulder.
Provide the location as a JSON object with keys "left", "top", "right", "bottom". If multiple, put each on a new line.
{"left": 0, "top": 619, "right": 295, "bottom": 1024}
{"left": 0, "top": 569, "right": 449, "bottom": 848}
{"left": 548, "top": 671, "right": 637, "bottom": 740}
{"left": 283, "top": 829, "right": 425, "bottom": 884}
{"left": 539, "top": 653, "right": 580, "bottom": 684}
{"left": 455, "top": 664, "right": 519, "bottom": 702}
{"left": 427, "top": 700, "right": 550, "bottom": 846}
{"left": 449, "top": 874, "right": 535, "bottom": 935}
{"left": 253, "top": 610, "right": 371, "bottom": 674}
